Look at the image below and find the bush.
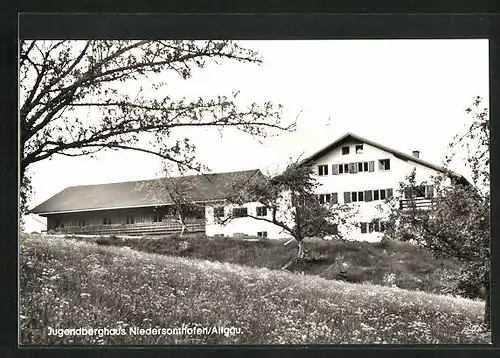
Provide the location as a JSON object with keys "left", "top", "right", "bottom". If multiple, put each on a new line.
{"left": 95, "top": 235, "right": 122, "bottom": 246}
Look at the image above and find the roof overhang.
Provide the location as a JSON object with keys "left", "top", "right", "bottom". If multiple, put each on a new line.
{"left": 298, "top": 132, "right": 471, "bottom": 186}
{"left": 30, "top": 199, "right": 228, "bottom": 216}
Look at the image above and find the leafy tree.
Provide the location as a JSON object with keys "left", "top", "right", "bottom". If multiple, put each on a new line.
{"left": 383, "top": 96, "right": 490, "bottom": 328}
{"left": 219, "top": 161, "right": 355, "bottom": 259}
{"left": 20, "top": 40, "right": 294, "bottom": 217}
{"left": 139, "top": 162, "right": 207, "bottom": 236}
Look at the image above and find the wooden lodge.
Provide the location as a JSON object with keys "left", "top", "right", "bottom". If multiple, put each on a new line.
{"left": 30, "top": 169, "right": 263, "bottom": 236}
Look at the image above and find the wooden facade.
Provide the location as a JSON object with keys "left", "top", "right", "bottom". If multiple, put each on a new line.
{"left": 46, "top": 205, "right": 206, "bottom": 236}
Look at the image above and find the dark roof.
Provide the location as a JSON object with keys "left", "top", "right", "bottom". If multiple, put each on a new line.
{"left": 30, "top": 169, "right": 262, "bottom": 215}
{"left": 298, "top": 132, "right": 470, "bottom": 185}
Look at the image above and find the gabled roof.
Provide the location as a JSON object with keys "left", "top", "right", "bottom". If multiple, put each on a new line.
{"left": 30, "top": 169, "right": 262, "bottom": 216}
{"left": 298, "top": 132, "right": 470, "bottom": 184}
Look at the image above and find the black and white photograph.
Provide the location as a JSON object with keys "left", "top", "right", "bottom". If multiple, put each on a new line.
{"left": 19, "top": 37, "right": 491, "bottom": 345}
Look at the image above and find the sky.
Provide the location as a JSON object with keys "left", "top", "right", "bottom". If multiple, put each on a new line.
{"left": 23, "top": 39, "right": 489, "bottom": 232}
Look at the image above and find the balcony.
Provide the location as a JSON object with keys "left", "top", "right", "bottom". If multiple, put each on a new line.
{"left": 399, "top": 197, "right": 436, "bottom": 211}
{"left": 51, "top": 219, "right": 206, "bottom": 236}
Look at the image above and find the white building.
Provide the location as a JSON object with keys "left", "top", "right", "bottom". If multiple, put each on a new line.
{"left": 30, "top": 132, "right": 469, "bottom": 241}
{"left": 294, "top": 132, "right": 470, "bottom": 242}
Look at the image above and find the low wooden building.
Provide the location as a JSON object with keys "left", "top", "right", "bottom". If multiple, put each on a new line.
{"left": 30, "top": 169, "right": 263, "bottom": 236}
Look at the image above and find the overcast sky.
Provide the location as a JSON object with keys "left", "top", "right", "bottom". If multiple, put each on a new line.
{"left": 23, "top": 39, "right": 489, "bottom": 232}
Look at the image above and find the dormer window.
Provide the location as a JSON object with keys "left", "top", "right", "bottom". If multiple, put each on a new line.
{"left": 356, "top": 144, "right": 364, "bottom": 153}
{"left": 342, "top": 146, "right": 350, "bottom": 155}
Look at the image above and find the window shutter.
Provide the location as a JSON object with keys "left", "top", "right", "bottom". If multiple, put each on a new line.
{"left": 368, "top": 161, "right": 375, "bottom": 172}
{"left": 426, "top": 185, "right": 434, "bottom": 198}
{"left": 349, "top": 163, "right": 356, "bottom": 173}
{"left": 378, "top": 160, "right": 383, "bottom": 170}
{"left": 364, "top": 190, "right": 373, "bottom": 202}
{"left": 317, "top": 165, "right": 322, "bottom": 175}
{"left": 344, "top": 192, "right": 351, "bottom": 203}
{"left": 353, "top": 162, "right": 358, "bottom": 173}
{"left": 332, "top": 192, "right": 338, "bottom": 204}
{"left": 332, "top": 164, "right": 339, "bottom": 175}
{"left": 386, "top": 188, "right": 393, "bottom": 199}
{"left": 403, "top": 187, "right": 410, "bottom": 198}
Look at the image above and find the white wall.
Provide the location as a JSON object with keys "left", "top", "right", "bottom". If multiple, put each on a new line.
{"left": 205, "top": 202, "right": 293, "bottom": 239}
{"left": 311, "top": 139, "right": 446, "bottom": 241}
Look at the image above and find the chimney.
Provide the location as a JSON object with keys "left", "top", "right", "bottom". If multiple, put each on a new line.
{"left": 412, "top": 150, "right": 420, "bottom": 158}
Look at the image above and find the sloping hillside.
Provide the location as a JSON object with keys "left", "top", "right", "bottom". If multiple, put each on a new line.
{"left": 20, "top": 234, "right": 490, "bottom": 345}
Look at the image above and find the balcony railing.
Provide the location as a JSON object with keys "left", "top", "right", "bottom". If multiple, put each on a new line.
{"left": 399, "top": 197, "right": 436, "bottom": 211}
{"left": 52, "top": 219, "right": 206, "bottom": 236}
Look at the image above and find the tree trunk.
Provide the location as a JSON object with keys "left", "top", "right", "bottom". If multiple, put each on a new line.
{"left": 484, "top": 271, "right": 491, "bottom": 329}
{"left": 178, "top": 212, "right": 187, "bottom": 237}
{"left": 297, "top": 240, "right": 305, "bottom": 259}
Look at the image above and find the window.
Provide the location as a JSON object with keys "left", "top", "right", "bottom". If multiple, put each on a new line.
{"left": 415, "top": 185, "right": 426, "bottom": 198}
{"left": 153, "top": 215, "right": 162, "bottom": 222}
{"left": 233, "top": 207, "right": 248, "bottom": 218}
{"left": 380, "top": 189, "right": 386, "bottom": 200}
{"left": 343, "top": 164, "right": 349, "bottom": 173}
{"left": 404, "top": 185, "right": 426, "bottom": 199}
{"left": 355, "top": 144, "right": 363, "bottom": 153}
{"left": 342, "top": 146, "right": 350, "bottom": 155}
{"left": 257, "top": 231, "right": 268, "bottom": 238}
{"left": 373, "top": 190, "right": 380, "bottom": 201}
{"left": 214, "top": 206, "right": 224, "bottom": 218}
{"left": 360, "top": 220, "right": 386, "bottom": 234}
{"left": 318, "top": 165, "right": 328, "bottom": 176}
{"left": 351, "top": 192, "right": 358, "bottom": 202}
{"left": 356, "top": 161, "right": 369, "bottom": 173}
{"left": 319, "top": 194, "right": 332, "bottom": 204}
{"left": 126, "top": 216, "right": 134, "bottom": 224}
{"left": 379, "top": 159, "right": 391, "bottom": 171}
{"left": 358, "top": 191, "right": 364, "bottom": 202}
{"left": 338, "top": 164, "right": 344, "bottom": 174}
{"left": 256, "top": 206, "right": 268, "bottom": 217}
{"left": 360, "top": 222, "right": 367, "bottom": 234}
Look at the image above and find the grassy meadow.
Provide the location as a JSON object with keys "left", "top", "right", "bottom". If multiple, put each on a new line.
{"left": 75, "top": 233, "right": 470, "bottom": 298}
{"left": 20, "top": 234, "right": 490, "bottom": 345}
